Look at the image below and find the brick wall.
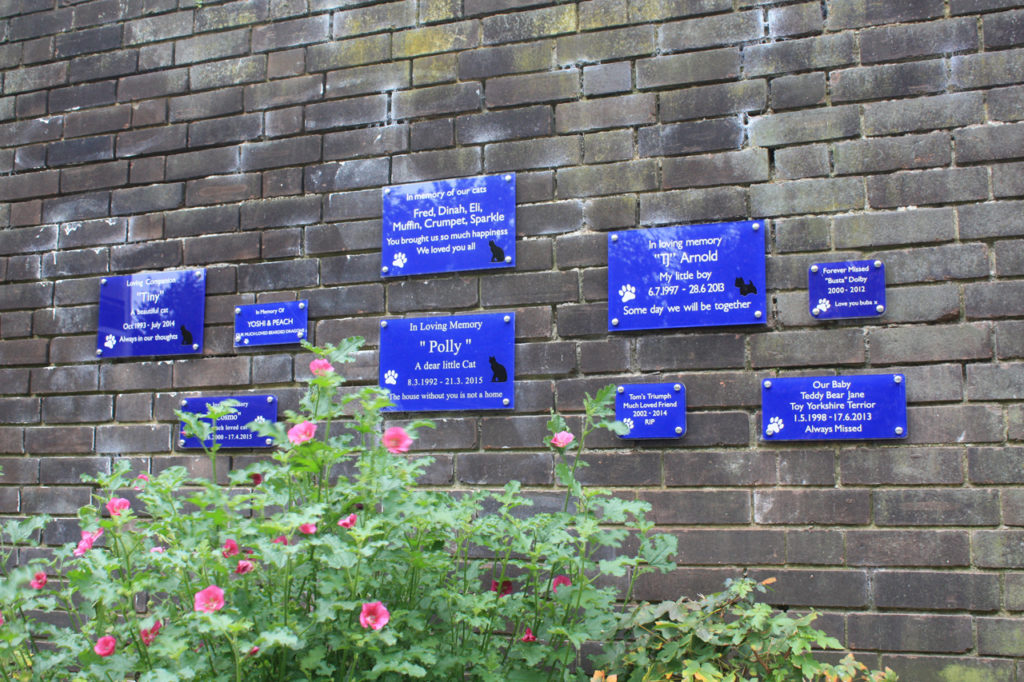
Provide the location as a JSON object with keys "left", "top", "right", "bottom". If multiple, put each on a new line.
{"left": 2, "top": 0, "right": 1024, "bottom": 676}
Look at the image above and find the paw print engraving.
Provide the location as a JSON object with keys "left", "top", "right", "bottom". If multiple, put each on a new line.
{"left": 383, "top": 370, "right": 398, "bottom": 386}
{"left": 392, "top": 252, "right": 407, "bottom": 269}
{"left": 253, "top": 416, "right": 267, "bottom": 424}
{"left": 622, "top": 417, "right": 634, "bottom": 432}
{"left": 816, "top": 298, "right": 830, "bottom": 312}
{"left": 618, "top": 284, "right": 636, "bottom": 303}
{"left": 104, "top": 334, "right": 116, "bottom": 349}
{"left": 765, "top": 416, "right": 784, "bottom": 436}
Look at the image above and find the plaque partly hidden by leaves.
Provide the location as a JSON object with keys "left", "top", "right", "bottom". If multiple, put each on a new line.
{"left": 178, "top": 395, "right": 278, "bottom": 449}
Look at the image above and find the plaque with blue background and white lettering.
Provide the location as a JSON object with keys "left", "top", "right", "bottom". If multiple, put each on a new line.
{"left": 96, "top": 269, "right": 205, "bottom": 358}
{"left": 179, "top": 395, "right": 278, "bottom": 449}
{"left": 382, "top": 173, "right": 516, "bottom": 277}
{"left": 234, "top": 300, "right": 308, "bottom": 347}
{"left": 615, "top": 383, "right": 686, "bottom": 439}
{"left": 608, "top": 221, "right": 767, "bottom": 331}
{"left": 761, "top": 374, "right": 907, "bottom": 441}
{"left": 809, "top": 260, "right": 886, "bottom": 319}
{"left": 379, "top": 312, "right": 514, "bottom": 412}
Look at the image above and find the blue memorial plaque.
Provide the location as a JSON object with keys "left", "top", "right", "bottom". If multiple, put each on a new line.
{"left": 608, "top": 221, "right": 767, "bottom": 331}
{"left": 96, "top": 269, "right": 205, "bottom": 358}
{"left": 179, "top": 395, "right": 278, "bottom": 449}
{"left": 615, "top": 383, "right": 686, "bottom": 439}
{"left": 234, "top": 300, "right": 308, "bottom": 347}
{"left": 379, "top": 312, "right": 514, "bottom": 412}
{"left": 761, "top": 374, "right": 907, "bottom": 441}
{"left": 382, "top": 173, "right": 516, "bottom": 277}
{"left": 808, "top": 260, "right": 886, "bottom": 320}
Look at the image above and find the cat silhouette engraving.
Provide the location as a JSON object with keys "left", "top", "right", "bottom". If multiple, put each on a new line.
{"left": 489, "top": 356, "right": 508, "bottom": 382}
{"left": 180, "top": 325, "right": 194, "bottom": 345}
{"left": 488, "top": 240, "right": 505, "bottom": 262}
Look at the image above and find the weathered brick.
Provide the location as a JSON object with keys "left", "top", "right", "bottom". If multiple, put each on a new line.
{"left": 95, "top": 424, "right": 170, "bottom": 454}
{"left": 486, "top": 71, "right": 578, "bottom": 108}
{"left": 861, "top": 18, "right": 978, "bottom": 64}
{"left": 978, "top": 618, "right": 1024, "bottom": 657}
{"left": 996, "top": 320, "right": 1024, "bottom": 359}
{"left": 744, "top": 33, "right": 856, "bottom": 77}
{"left": 485, "top": 137, "right": 581, "bottom": 172}
{"left": 173, "top": 357, "right": 251, "bottom": 388}
{"left": 185, "top": 174, "right": 261, "bottom": 207}
{"left": 557, "top": 160, "right": 658, "bottom": 198}
{"left": 22, "top": 487, "right": 91, "bottom": 515}
{"left": 111, "top": 183, "right": 183, "bottom": 216}
{"left": 183, "top": 233, "right": 260, "bottom": 265}
{"left": 639, "top": 119, "right": 744, "bottom": 157}
{"left": 662, "top": 80, "right": 768, "bottom": 122}
{"left": 869, "top": 323, "right": 991, "bottom": 365}
{"left": 116, "top": 69, "right": 189, "bottom": 102}
{"left": 190, "top": 57, "right": 267, "bottom": 91}
{"left": 751, "top": 177, "right": 864, "bottom": 218}
{"left": 557, "top": 25, "right": 656, "bottom": 65}
{"left": 990, "top": 84, "right": 1024, "bottom": 122}
{"left": 637, "top": 334, "right": 745, "bottom": 371}
{"left": 876, "top": 489, "right": 999, "bottom": 526}
{"left": 967, "top": 363, "right": 1024, "bottom": 400}
{"left": 169, "top": 89, "right": 244, "bottom": 122}
{"left": 749, "top": 105, "right": 860, "bottom": 147}
{"left": 774, "top": 144, "right": 830, "bottom": 179}
{"left": 849, "top": 613, "right": 972, "bottom": 653}
{"left": 834, "top": 133, "right": 951, "bottom": 176}
{"left": 829, "top": 0, "right": 944, "bottom": 30}
{"left": 639, "top": 491, "right": 750, "bottom": 524}
{"left": 41, "top": 396, "right": 113, "bottom": 425}
{"left": 753, "top": 489, "right": 870, "bottom": 525}
{"left": 770, "top": 72, "right": 825, "bottom": 110}
{"left": 660, "top": 10, "right": 760, "bottom": 52}
{"left": 639, "top": 186, "right": 747, "bottom": 225}
{"left": 842, "top": 447, "right": 964, "bottom": 485}
{"left": 908, "top": 404, "right": 1004, "bottom": 444}
{"left": 582, "top": 62, "right": 631, "bottom": 97}
{"left": 956, "top": 121, "right": 1024, "bottom": 164}
{"left": 393, "top": 21, "right": 481, "bottom": 58}
{"left": 672, "top": 529, "right": 784, "bottom": 565}
{"left": 868, "top": 168, "right": 989, "bottom": 209}
{"left": 482, "top": 5, "right": 574, "bottom": 45}
{"left": 556, "top": 94, "right": 655, "bottom": 133}
{"left": 975, "top": 530, "right": 1024, "bottom": 567}
{"left": 636, "top": 48, "right": 739, "bottom": 89}
{"left": 238, "top": 260, "right": 318, "bottom": 292}
{"left": 953, "top": 47, "right": 1024, "bottom": 89}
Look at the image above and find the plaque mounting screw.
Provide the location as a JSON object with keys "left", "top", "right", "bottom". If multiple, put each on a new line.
{"left": 752, "top": 223, "right": 760, "bottom": 231}
{"left": 381, "top": 266, "right": 389, "bottom": 274}
{"left": 234, "top": 307, "right": 241, "bottom": 314}
{"left": 504, "top": 256, "right": 511, "bottom": 263}
{"left": 617, "top": 386, "right": 624, "bottom": 393}
{"left": 675, "top": 426, "right": 683, "bottom": 434}
{"left": 894, "top": 375, "right": 902, "bottom": 384}
{"left": 192, "top": 343, "right": 199, "bottom": 351}
{"left": 96, "top": 348, "right": 102, "bottom": 356}
{"left": 895, "top": 426, "right": 904, "bottom": 436}
{"left": 502, "top": 398, "right": 509, "bottom": 406}
{"left": 179, "top": 439, "right": 185, "bottom": 447}
{"left": 810, "top": 265, "right": 819, "bottom": 274}
{"left": 235, "top": 334, "right": 242, "bottom": 342}
{"left": 611, "top": 234, "right": 618, "bottom": 242}
{"left": 101, "top": 278, "right": 107, "bottom": 285}
{"left": 754, "top": 310, "right": 763, "bottom": 319}
{"left": 244, "top": 339, "right": 249, "bottom": 345}
{"left": 674, "top": 384, "right": 681, "bottom": 392}
{"left": 297, "top": 331, "right": 304, "bottom": 339}
{"left": 876, "top": 305, "right": 885, "bottom": 314}
{"left": 298, "top": 302, "right": 305, "bottom": 309}
{"left": 874, "top": 260, "right": 882, "bottom": 268}
{"left": 384, "top": 188, "right": 390, "bottom": 194}
{"left": 503, "top": 315, "right": 511, "bottom": 323}
{"left": 504, "top": 174, "right": 512, "bottom": 181}
{"left": 764, "top": 380, "right": 772, "bottom": 389}
{"left": 266, "top": 438, "right": 273, "bottom": 445}
{"left": 180, "top": 400, "right": 187, "bottom": 407}
{"left": 812, "top": 308, "right": 821, "bottom": 316}
{"left": 611, "top": 318, "right": 619, "bottom": 326}
{"left": 380, "top": 320, "right": 388, "bottom": 328}
{"left": 267, "top": 396, "right": 274, "bottom": 403}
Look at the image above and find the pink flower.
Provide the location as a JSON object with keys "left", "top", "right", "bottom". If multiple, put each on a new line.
{"left": 194, "top": 585, "right": 225, "bottom": 613}
{"left": 359, "top": 601, "right": 390, "bottom": 631}
{"left": 222, "top": 539, "right": 239, "bottom": 558}
{"left": 287, "top": 421, "right": 316, "bottom": 445}
{"left": 552, "top": 575, "right": 572, "bottom": 594}
{"left": 250, "top": 472, "right": 263, "bottom": 486}
{"left": 550, "top": 431, "right": 574, "bottom": 448}
{"left": 338, "top": 513, "right": 357, "bottom": 529}
{"left": 133, "top": 474, "right": 149, "bottom": 490}
{"left": 94, "top": 635, "right": 116, "bottom": 657}
{"left": 247, "top": 646, "right": 259, "bottom": 657}
{"left": 382, "top": 426, "right": 412, "bottom": 454}
{"left": 235, "top": 560, "right": 254, "bottom": 575}
{"left": 0, "top": 614, "right": 4, "bottom": 626}
{"left": 299, "top": 523, "right": 317, "bottom": 535}
{"left": 140, "top": 620, "right": 161, "bottom": 646}
{"left": 74, "top": 528, "right": 103, "bottom": 557}
{"left": 490, "top": 580, "right": 513, "bottom": 597}
{"left": 310, "top": 358, "right": 334, "bottom": 376}
{"left": 521, "top": 627, "right": 537, "bottom": 642}
{"left": 106, "top": 497, "right": 130, "bottom": 517}
{"left": 150, "top": 546, "right": 166, "bottom": 553}
{"left": 30, "top": 572, "right": 47, "bottom": 589}
{"left": 272, "top": 535, "right": 289, "bottom": 546}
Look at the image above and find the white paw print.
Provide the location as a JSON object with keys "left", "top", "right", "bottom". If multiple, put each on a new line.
{"left": 622, "top": 418, "right": 634, "bottom": 432}
{"left": 104, "top": 334, "right": 116, "bottom": 349}
{"left": 765, "top": 416, "right": 784, "bottom": 436}
{"left": 384, "top": 370, "right": 398, "bottom": 386}
{"left": 816, "top": 298, "right": 831, "bottom": 312}
{"left": 392, "top": 252, "right": 407, "bottom": 268}
{"left": 253, "top": 416, "right": 266, "bottom": 424}
{"left": 618, "top": 284, "right": 636, "bottom": 303}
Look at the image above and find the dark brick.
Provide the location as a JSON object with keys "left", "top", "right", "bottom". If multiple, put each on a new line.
{"left": 325, "top": 63, "right": 409, "bottom": 100}
{"left": 952, "top": 48, "right": 1024, "bottom": 90}
{"left": 116, "top": 125, "right": 187, "bottom": 159}
{"left": 482, "top": 5, "right": 574, "bottom": 44}
{"left": 458, "top": 452, "right": 550, "bottom": 485}
{"left": 557, "top": 25, "right": 656, "bottom": 64}
{"left": 861, "top": 18, "right": 978, "bottom": 64}
{"left": 4, "top": 62, "right": 67, "bottom": 94}
{"left": 49, "top": 81, "right": 118, "bottom": 114}
{"left": 774, "top": 144, "right": 829, "bottom": 179}
{"left": 556, "top": 94, "right": 655, "bottom": 134}
{"left": 990, "top": 85, "right": 1024, "bottom": 122}
{"left": 484, "top": 137, "right": 581, "bottom": 172}
{"left": 865, "top": 93, "right": 984, "bottom": 136}
{"left": 332, "top": 0, "right": 416, "bottom": 37}
{"left": 41, "top": 192, "right": 111, "bottom": 224}
{"left": 392, "top": 147, "right": 481, "bottom": 182}
{"left": 997, "top": 321, "right": 1024, "bottom": 359}
{"left": 557, "top": 160, "right": 657, "bottom": 198}
{"left": 173, "top": 357, "right": 251, "bottom": 388}
{"left": 870, "top": 323, "right": 991, "bottom": 364}
{"left": 770, "top": 72, "right": 826, "bottom": 110}
{"left": 0, "top": 171, "right": 60, "bottom": 202}
{"left": 238, "top": 137, "right": 321, "bottom": 172}
{"left": 116, "top": 69, "right": 189, "bottom": 102}
{"left": 639, "top": 490, "right": 750, "bottom": 524}
{"left": 241, "top": 196, "right": 320, "bottom": 230}
{"left": 957, "top": 121, "right": 1024, "bottom": 163}
{"left": 753, "top": 490, "right": 870, "bottom": 525}
{"left": 876, "top": 571, "right": 998, "bottom": 611}
{"left": 306, "top": 34, "right": 390, "bottom": 73}
{"left": 842, "top": 447, "right": 964, "bottom": 485}
{"left": 393, "top": 21, "right": 481, "bottom": 58}
{"left": 744, "top": 33, "right": 856, "bottom": 77}
{"left": 639, "top": 119, "right": 744, "bottom": 157}
{"left": 876, "top": 489, "right": 999, "bottom": 526}
{"left": 966, "top": 281, "right": 1024, "bottom": 319}
{"left": 322, "top": 253, "right": 382, "bottom": 285}
{"left": 752, "top": 329, "right": 864, "bottom": 368}
{"left": 640, "top": 186, "right": 747, "bottom": 226}
{"left": 848, "top": 614, "right": 972, "bottom": 653}
{"left": 457, "top": 106, "right": 551, "bottom": 144}
{"left": 111, "top": 183, "right": 183, "bottom": 216}
{"left": 907, "top": 404, "right": 1004, "bottom": 445}
{"left": 41, "top": 396, "right": 113, "bottom": 424}
{"left": 0, "top": 397, "right": 40, "bottom": 424}
{"left": 637, "top": 48, "right": 739, "bottom": 89}
{"left": 829, "top": 0, "right": 944, "bottom": 30}
{"left": 22, "top": 487, "right": 92, "bottom": 515}
{"left": 305, "top": 96, "right": 386, "bottom": 132}
{"left": 787, "top": 530, "right": 844, "bottom": 565}
{"left": 486, "top": 71, "right": 579, "bottom": 108}
{"left": 636, "top": 334, "right": 744, "bottom": 371}
{"left": 26, "top": 425, "right": 94, "bottom": 454}
{"left": 185, "top": 174, "right": 261, "bottom": 207}
{"left": 989, "top": 8, "right": 1024, "bottom": 48}
{"left": 672, "top": 529, "right": 784, "bottom": 565}
{"left": 665, "top": 450, "right": 776, "bottom": 486}
{"left": 848, "top": 532, "right": 968, "bottom": 567}
{"left": 660, "top": 10, "right": 760, "bottom": 51}
{"left": 190, "top": 57, "right": 267, "bottom": 91}
{"left": 63, "top": 103, "right": 132, "bottom": 139}
{"left": 768, "top": 2, "right": 823, "bottom": 37}
{"left": 183, "top": 233, "right": 260, "bottom": 265}
{"left": 967, "top": 363, "right": 1024, "bottom": 400}
{"left": 169, "top": 89, "right": 244, "bottom": 122}
{"left": 583, "top": 63, "right": 632, "bottom": 97}
{"left": 868, "top": 168, "right": 988, "bottom": 209}
{"left": 238, "top": 260, "right": 318, "bottom": 292}
{"left": 750, "top": 105, "right": 860, "bottom": 147}
{"left": 458, "top": 41, "right": 552, "bottom": 80}
{"left": 481, "top": 271, "right": 577, "bottom": 306}
{"left": 306, "top": 159, "right": 389, "bottom": 192}
{"left": 306, "top": 284, "right": 384, "bottom": 318}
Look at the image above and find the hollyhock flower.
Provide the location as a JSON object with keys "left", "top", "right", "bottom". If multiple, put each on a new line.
{"left": 359, "top": 601, "right": 390, "bottom": 630}
{"left": 310, "top": 358, "right": 334, "bottom": 376}
{"left": 140, "top": 620, "right": 161, "bottom": 646}
{"left": 272, "top": 536, "right": 289, "bottom": 545}
{"left": 550, "top": 431, "right": 574, "bottom": 448}
{"left": 490, "top": 580, "right": 513, "bottom": 597}
{"left": 552, "top": 575, "right": 572, "bottom": 594}
{"left": 222, "top": 539, "right": 239, "bottom": 557}
{"left": 194, "top": 585, "right": 225, "bottom": 613}
{"left": 106, "top": 497, "right": 130, "bottom": 517}
{"left": 250, "top": 472, "right": 263, "bottom": 486}
{"left": 74, "top": 528, "right": 103, "bottom": 557}
{"left": 235, "top": 560, "right": 254, "bottom": 575}
{"left": 133, "top": 474, "right": 149, "bottom": 490}
{"left": 247, "top": 646, "right": 259, "bottom": 657}
{"left": 94, "top": 635, "right": 116, "bottom": 657}
{"left": 521, "top": 627, "right": 537, "bottom": 642}
{"left": 338, "top": 513, "right": 356, "bottom": 529}
{"left": 0, "top": 614, "right": 4, "bottom": 626}
{"left": 287, "top": 421, "right": 316, "bottom": 445}
{"left": 382, "top": 426, "right": 412, "bottom": 454}
{"left": 150, "top": 546, "right": 166, "bottom": 554}
{"left": 30, "top": 572, "right": 47, "bottom": 589}
{"left": 299, "top": 523, "right": 316, "bottom": 535}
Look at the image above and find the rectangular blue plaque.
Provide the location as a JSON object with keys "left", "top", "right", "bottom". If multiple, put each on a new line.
{"left": 809, "top": 260, "right": 886, "bottom": 319}
{"left": 382, "top": 173, "right": 516, "bottom": 277}
{"left": 234, "top": 300, "right": 309, "bottom": 347}
{"left": 379, "top": 312, "right": 514, "bottom": 412}
{"left": 761, "top": 374, "right": 907, "bottom": 441}
{"left": 97, "top": 269, "right": 205, "bottom": 358}
{"left": 615, "top": 383, "right": 686, "bottom": 439}
{"left": 608, "top": 222, "right": 767, "bottom": 331}
{"left": 179, "top": 395, "right": 277, "bottom": 449}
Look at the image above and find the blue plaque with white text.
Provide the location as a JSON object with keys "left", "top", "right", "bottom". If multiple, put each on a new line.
{"left": 615, "top": 383, "right": 686, "bottom": 439}
{"left": 179, "top": 395, "right": 277, "bottom": 449}
{"left": 96, "top": 269, "right": 205, "bottom": 358}
{"left": 379, "top": 312, "right": 514, "bottom": 412}
{"left": 234, "top": 300, "right": 308, "bottom": 347}
{"left": 382, "top": 173, "right": 516, "bottom": 277}
{"left": 761, "top": 374, "right": 907, "bottom": 441}
{"left": 808, "top": 260, "right": 886, "bottom": 319}
{"left": 608, "top": 222, "right": 767, "bottom": 331}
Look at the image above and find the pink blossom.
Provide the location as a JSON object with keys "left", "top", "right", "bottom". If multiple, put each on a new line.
{"left": 94, "top": 635, "right": 116, "bottom": 657}
{"left": 299, "top": 523, "right": 317, "bottom": 535}
{"left": 133, "top": 474, "right": 149, "bottom": 491}
{"left": 521, "top": 627, "right": 537, "bottom": 642}
{"left": 235, "top": 560, "right": 254, "bottom": 575}
{"left": 194, "top": 585, "right": 225, "bottom": 613}
{"left": 30, "top": 572, "right": 47, "bottom": 589}
{"left": 552, "top": 575, "right": 572, "bottom": 594}
{"left": 74, "top": 528, "right": 103, "bottom": 557}
{"left": 359, "top": 601, "right": 390, "bottom": 631}
{"left": 247, "top": 646, "right": 259, "bottom": 657}
{"left": 272, "top": 536, "right": 289, "bottom": 546}
{"left": 0, "top": 614, "right": 4, "bottom": 626}
{"left": 550, "top": 431, "right": 574, "bottom": 448}
{"left": 287, "top": 421, "right": 316, "bottom": 445}
{"left": 250, "top": 472, "right": 263, "bottom": 486}
{"left": 140, "top": 620, "right": 161, "bottom": 646}
{"left": 490, "top": 580, "right": 513, "bottom": 597}
{"left": 382, "top": 426, "right": 413, "bottom": 454}
{"left": 150, "top": 546, "right": 166, "bottom": 554}
{"left": 338, "top": 513, "right": 357, "bottom": 529}
{"left": 309, "top": 358, "right": 334, "bottom": 376}
{"left": 222, "top": 539, "right": 239, "bottom": 558}
{"left": 106, "top": 497, "right": 130, "bottom": 517}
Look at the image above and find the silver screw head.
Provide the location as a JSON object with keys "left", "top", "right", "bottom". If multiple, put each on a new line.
{"left": 895, "top": 426, "right": 904, "bottom": 435}
{"left": 874, "top": 260, "right": 882, "bottom": 268}
{"left": 754, "top": 310, "right": 763, "bottom": 319}
{"left": 234, "top": 307, "right": 241, "bottom": 314}
{"left": 611, "top": 234, "right": 618, "bottom": 242}
{"left": 503, "top": 315, "right": 511, "bottom": 323}
{"left": 812, "top": 308, "right": 821, "bottom": 316}
{"left": 811, "top": 265, "right": 819, "bottom": 274}
{"left": 101, "top": 278, "right": 107, "bottom": 285}
{"left": 876, "top": 305, "right": 885, "bottom": 314}
{"left": 504, "top": 174, "right": 512, "bottom": 181}
{"left": 764, "top": 380, "right": 772, "bottom": 389}
{"left": 181, "top": 400, "right": 187, "bottom": 407}
{"left": 267, "top": 395, "right": 274, "bottom": 403}
{"left": 298, "top": 302, "right": 305, "bottom": 310}
{"left": 243, "top": 339, "right": 249, "bottom": 345}
{"left": 265, "top": 438, "right": 273, "bottom": 445}
{"left": 752, "top": 223, "right": 760, "bottom": 231}
{"left": 504, "top": 255, "right": 511, "bottom": 263}
{"left": 617, "top": 386, "right": 624, "bottom": 393}
{"left": 380, "top": 320, "right": 388, "bottom": 328}
{"left": 192, "top": 343, "right": 199, "bottom": 351}
{"left": 96, "top": 348, "right": 103, "bottom": 356}
{"left": 894, "top": 375, "right": 902, "bottom": 384}
{"left": 674, "top": 384, "right": 681, "bottom": 392}
{"left": 502, "top": 398, "right": 509, "bottom": 406}
{"left": 179, "top": 439, "right": 185, "bottom": 447}
{"left": 675, "top": 426, "right": 683, "bottom": 434}
{"left": 611, "top": 318, "right": 619, "bottom": 326}
{"left": 381, "top": 266, "right": 389, "bottom": 274}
